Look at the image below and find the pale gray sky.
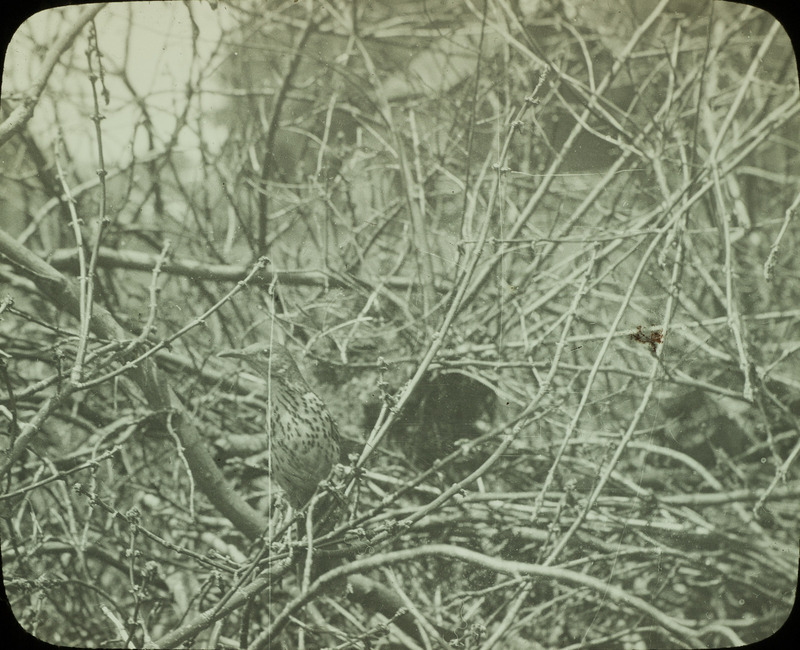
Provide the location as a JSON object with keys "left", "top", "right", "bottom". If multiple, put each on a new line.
{"left": 3, "top": 2, "right": 232, "bottom": 167}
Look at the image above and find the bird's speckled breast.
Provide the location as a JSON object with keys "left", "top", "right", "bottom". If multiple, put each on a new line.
{"left": 267, "top": 384, "right": 340, "bottom": 508}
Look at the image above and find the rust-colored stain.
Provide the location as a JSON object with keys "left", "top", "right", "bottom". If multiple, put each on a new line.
{"left": 630, "top": 325, "right": 663, "bottom": 353}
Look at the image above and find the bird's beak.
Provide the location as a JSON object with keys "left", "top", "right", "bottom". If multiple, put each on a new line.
{"left": 217, "top": 349, "right": 242, "bottom": 359}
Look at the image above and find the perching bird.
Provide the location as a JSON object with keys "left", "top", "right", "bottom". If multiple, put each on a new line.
{"left": 218, "top": 342, "right": 341, "bottom": 509}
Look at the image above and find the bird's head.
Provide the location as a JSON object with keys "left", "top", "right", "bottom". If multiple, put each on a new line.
{"left": 218, "top": 342, "right": 304, "bottom": 384}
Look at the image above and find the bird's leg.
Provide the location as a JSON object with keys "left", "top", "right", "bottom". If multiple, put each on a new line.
{"left": 323, "top": 479, "right": 348, "bottom": 510}
{"left": 283, "top": 503, "right": 296, "bottom": 550}
{"left": 313, "top": 480, "right": 348, "bottom": 535}
{"left": 268, "top": 491, "right": 293, "bottom": 537}
{"left": 300, "top": 505, "right": 315, "bottom": 591}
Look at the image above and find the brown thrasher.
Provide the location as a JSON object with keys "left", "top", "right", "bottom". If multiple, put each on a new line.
{"left": 218, "top": 342, "right": 341, "bottom": 509}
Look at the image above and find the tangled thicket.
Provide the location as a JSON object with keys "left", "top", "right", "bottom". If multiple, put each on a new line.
{"left": 1, "top": 1, "right": 799, "bottom": 648}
